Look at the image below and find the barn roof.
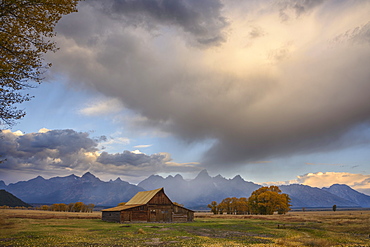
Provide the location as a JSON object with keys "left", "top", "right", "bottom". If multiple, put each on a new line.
{"left": 126, "top": 187, "right": 164, "bottom": 205}
{"left": 102, "top": 188, "right": 194, "bottom": 213}
{"left": 102, "top": 204, "right": 142, "bottom": 212}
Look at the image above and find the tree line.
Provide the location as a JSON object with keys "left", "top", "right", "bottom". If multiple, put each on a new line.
{"left": 36, "top": 202, "right": 95, "bottom": 213}
{"left": 208, "top": 186, "right": 291, "bottom": 215}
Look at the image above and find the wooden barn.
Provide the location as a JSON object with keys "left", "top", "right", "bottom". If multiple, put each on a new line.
{"left": 102, "top": 188, "right": 194, "bottom": 223}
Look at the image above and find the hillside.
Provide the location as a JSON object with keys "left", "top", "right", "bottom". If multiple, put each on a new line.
{"left": 280, "top": 184, "right": 359, "bottom": 208}
{"left": 0, "top": 189, "right": 31, "bottom": 207}
{"left": 322, "top": 184, "right": 370, "bottom": 208}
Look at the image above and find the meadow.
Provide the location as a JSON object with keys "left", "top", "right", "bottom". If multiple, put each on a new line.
{"left": 0, "top": 209, "right": 369, "bottom": 246}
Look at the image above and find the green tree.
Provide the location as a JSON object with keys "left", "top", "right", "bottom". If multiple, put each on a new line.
{"left": 248, "top": 186, "right": 291, "bottom": 215}
{"left": 0, "top": 0, "right": 80, "bottom": 127}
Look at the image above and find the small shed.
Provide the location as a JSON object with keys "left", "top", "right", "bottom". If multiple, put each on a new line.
{"left": 102, "top": 188, "right": 194, "bottom": 223}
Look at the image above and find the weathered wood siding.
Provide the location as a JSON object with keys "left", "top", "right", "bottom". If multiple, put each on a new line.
{"left": 147, "top": 205, "right": 172, "bottom": 222}
{"left": 121, "top": 205, "right": 148, "bottom": 222}
{"left": 172, "top": 205, "right": 194, "bottom": 222}
{"left": 102, "top": 211, "right": 121, "bottom": 223}
{"left": 148, "top": 190, "right": 172, "bottom": 205}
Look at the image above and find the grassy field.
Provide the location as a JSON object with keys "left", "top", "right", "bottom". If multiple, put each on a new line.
{"left": 1, "top": 209, "right": 369, "bottom": 246}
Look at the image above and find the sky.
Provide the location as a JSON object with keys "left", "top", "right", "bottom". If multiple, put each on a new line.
{"left": 1, "top": 0, "right": 370, "bottom": 195}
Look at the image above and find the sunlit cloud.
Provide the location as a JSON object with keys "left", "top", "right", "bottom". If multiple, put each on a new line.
{"left": 79, "top": 98, "right": 124, "bottom": 116}
{"left": 134, "top": 144, "right": 152, "bottom": 149}
{"left": 48, "top": 0, "right": 370, "bottom": 169}
{"left": 38, "top": 128, "right": 51, "bottom": 133}
{"left": 265, "top": 172, "right": 370, "bottom": 195}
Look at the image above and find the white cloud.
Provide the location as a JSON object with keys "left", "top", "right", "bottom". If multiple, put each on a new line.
{"left": 265, "top": 172, "right": 370, "bottom": 195}
{"left": 134, "top": 144, "right": 152, "bottom": 149}
{"left": 79, "top": 98, "right": 124, "bottom": 116}
{"left": 98, "top": 133, "right": 130, "bottom": 152}
{"left": 2, "top": 129, "right": 24, "bottom": 136}
{"left": 297, "top": 172, "right": 370, "bottom": 189}
{"left": 38, "top": 128, "right": 51, "bottom": 133}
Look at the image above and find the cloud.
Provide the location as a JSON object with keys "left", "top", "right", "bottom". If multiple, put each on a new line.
{"left": 38, "top": 128, "right": 51, "bottom": 133}
{"left": 0, "top": 130, "right": 200, "bottom": 183}
{"left": 264, "top": 172, "right": 370, "bottom": 195}
{"left": 88, "top": 0, "right": 228, "bottom": 47}
{"left": 297, "top": 172, "right": 370, "bottom": 195}
{"left": 134, "top": 144, "right": 152, "bottom": 149}
{"left": 48, "top": 0, "right": 370, "bottom": 169}
{"left": 276, "top": 0, "right": 326, "bottom": 22}
{"left": 306, "top": 163, "right": 342, "bottom": 166}
{"left": 79, "top": 98, "right": 124, "bottom": 116}
{"left": 0, "top": 129, "right": 98, "bottom": 172}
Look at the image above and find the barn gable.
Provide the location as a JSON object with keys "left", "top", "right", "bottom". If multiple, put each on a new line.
{"left": 102, "top": 188, "right": 194, "bottom": 223}
{"left": 126, "top": 188, "right": 168, "bottom": 205}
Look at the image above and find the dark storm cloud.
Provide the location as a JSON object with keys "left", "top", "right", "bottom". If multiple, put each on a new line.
{"left": 49, "top": 0, "right": 370, "bottom": 169}
{"left": 0, "top": 130, "right": 200, "bottom": 179}
{"left": 16, "top": 129, "right": 97, "bottom": 155}
{"left": 0, "top": 130, "right": 98, "bottom": 170}
{"left": 86, "top": 0, "right": 228, "bottom": 46}
{"left": 97, "top": 151, "right": 165, "bottom": 167}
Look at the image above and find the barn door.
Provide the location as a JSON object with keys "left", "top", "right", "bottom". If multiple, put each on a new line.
{"left": 149, "top": 210, "right": 156, "bottom": 222}
{"left": 121, "top": 211, "right": 131, "bottom": 222}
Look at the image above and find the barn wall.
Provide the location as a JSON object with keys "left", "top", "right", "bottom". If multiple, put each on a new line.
{"left": 121, "top": 205, "right": 148, "bottom": 222}
{"left": 173, "top": 205, "right": 194, "bottom": 222}
{"left": 148, "top": 190, "right": 172, "bottom": 205}
{"left": 103, "top": 190, "right": 194, "bottom": 223}
{"left": 102, "top": 211, "right": 121, "bottom": 223}
{"left": 188, "top": 211, "right": 194, "bottom": 221}
{"left": 148, "top": 205, "right": 173, "bottom": 222}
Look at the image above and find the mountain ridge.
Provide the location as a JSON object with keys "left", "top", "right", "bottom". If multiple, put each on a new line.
{"left": 1, "top": 171, "right": 370, "bottom": 209}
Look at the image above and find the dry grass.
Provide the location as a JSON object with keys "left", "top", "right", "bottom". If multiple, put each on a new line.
{"left": 195, "top": 210, "right": 370, "bottom": 223}
{"left": 0, "top": 209, "right": 101, "bottom": 219}
{"left": 0, "top": 209, "right": 369, "bottom": 246}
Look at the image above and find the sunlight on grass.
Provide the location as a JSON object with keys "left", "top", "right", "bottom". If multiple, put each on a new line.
{"left": 1, "top": 209, "right": 369, "bottom": 246}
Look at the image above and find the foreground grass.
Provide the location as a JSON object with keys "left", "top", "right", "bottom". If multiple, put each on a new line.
{"left": 0, "top": 210, "right": 369, "bottom": 246}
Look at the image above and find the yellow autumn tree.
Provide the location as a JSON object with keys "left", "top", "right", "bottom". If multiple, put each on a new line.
{"left": 219, "top": 197, "right": 233, "bottom": 214}
{"left": 248, "top": 186, "right": 291, "bottom": 215}
{"left": 216, "top": 197, "right": 249, "bottom": 215}
{"left": 0, "top": 0, "right": 80, "bottom": 126}
{"left": 207, "top": 201, "right": 219, "bottom": 214}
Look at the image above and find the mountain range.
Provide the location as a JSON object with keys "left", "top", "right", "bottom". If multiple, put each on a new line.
{"left": 1, "top": 170, "right": 370, "bottom": 209}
